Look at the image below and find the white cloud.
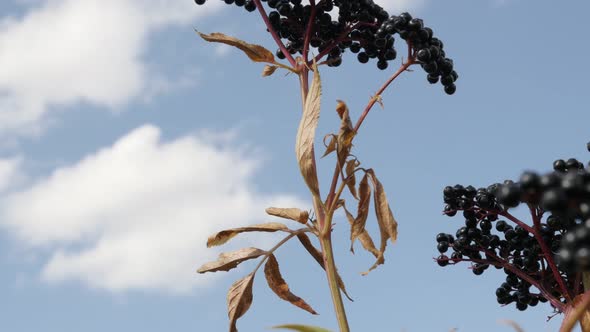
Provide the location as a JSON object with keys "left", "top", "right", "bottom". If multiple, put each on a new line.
{"left": 0, "top": 125, "right": 305, "bottom": 293}
{"left": 0, "top": 156, "right": 23, "bottom": 192}
{"left": 379, "top": 0, "right": 427, "bottom": 12}
{"left": 0, "top": 0, "right": 222, "bottom": 135}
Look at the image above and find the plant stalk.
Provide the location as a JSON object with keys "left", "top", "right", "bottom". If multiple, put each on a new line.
{"left": 319, "top": 228, "right": 350, "bottom": 332}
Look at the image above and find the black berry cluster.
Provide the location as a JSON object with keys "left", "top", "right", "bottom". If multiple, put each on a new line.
{"left": 435, "top": 142, "right": 590, "bottom": 313}
{"left": 194, "top": 0, "right": 457, "bottom": 94}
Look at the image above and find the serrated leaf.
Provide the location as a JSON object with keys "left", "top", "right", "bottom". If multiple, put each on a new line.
{"left": 321, "top": 134, "right": 336, "bottom": 158}
{"left": 197, "top": 31, "right": 275, "bottom": 63}
{"left": 227, "top": 273, "right": 255, "bottom": 332}
{"left": 345, "top": 159, "right": 359, "bottom": 199}
{"left": 266, "top": 207, "right": 309, "bottom": 224}
{"left": 295, "top": 61, "right": 321, "bottom": 198}
{"left": 264, "top": 254, "right": 317, "bottom": 315}
{"left": 361, "top": 169, "right": 398, "bottom": 275}
{"left": 197, "top": 248, "right": 266, "bottom": 273}
{"left": 296, "top": 233, "right": 353, "bottom": 301}
{"left": 262, "top": 65, "right": 279, "bottom": 77}
{"left": 207, "top": 223, "right": 289, "bottom": 248}
{"left": 335, "top": 100, "right": 355, "bottom": 168}
{"left": 272, "top": 324, "right": 332, "bottom": 332}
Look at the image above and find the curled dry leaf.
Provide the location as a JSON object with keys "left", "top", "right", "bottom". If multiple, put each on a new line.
{"left": 350, "top": 173, "right": 372, "bottom": 252}
{"left": 272, "top": 324, "right": 333, "bottom": 332}
{"left": 335, "top": 100, "right": 355, "bottom": 168}
{"left": 345, "top": 159, "right": 359, "bottom": 199}
{"left": 197, "top": 247, "right": 267, "bottom": 273}
{"left": 266, "top": 207, "right": 309, "bottom": 224}
{"left": 498, "top": 320, "right": 525, "bottom": 332}
{"left": 321, "top": 134, "right": 336, "bottom": 158}
{"left": 342, "top": 199, "right": 379, "bottom": 266}
{"left": 360, "top": 169, "right": 399, "bottom": 275}
{"left": 264, "top": 254, "right": 317, "bottom": 315}
{"left": 197, "top": 31, "right": 275, "bottom": 63}
{"left": 295, "top": 61, "right": 321, "bottom": 199}
{"left": 227, "top": 273, "right": 255, "bottom": 332}
{"left": 207, "top": 222, "right": 289, "bottom": 248}
{"left": 367, "top": 169, "right": 398, "bottom": 243}
{"left": 296, "top": 233, "right": 353, "bottom": 301}
{"left": 262, "top": 65, "right": 279, "bottom": 77}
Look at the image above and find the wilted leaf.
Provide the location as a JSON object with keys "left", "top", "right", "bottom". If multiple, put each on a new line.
{"left": 360, "top": 169, "right": 399, "bottom": 275}
{"left": 321, "top": 134, "right": 336, "bottom": 158}
{"left": 197, "top": 248, "right": 267, "bottom": 273}
{"left": 342, "top": 200, "right": 379, "bottom": 261}
{"left": 272, "top": 324, "right": 332, "bottom": 332}
{"left": 264, "top": 254, "right": 317, "bottom": 315}
{"left": 295, "top": 61, "right": 321, "bottom": 198}
{"left": 227, "top": 273, "right": 255, "bottom": 332}
{"left": 266, "top": 207, "right": 309, "bottom": 224}
{"left": 498, "top": 320, "right": 524, "bottom": 332}
{"left": 335, "top": 100, "right": 355, "bottom": 168}
{"left": 296, "top": 233, "right": 353, "bottom": 301}
{"left": 367, "top": 169, "right": 398, "bottom": 243}
{"left": 296, "top": 233, "right": 324, "bottom": 268}
{"left": 262, "top": 65, "right": 279, "bottom": 77}
{"left": 560, "top": 292, "right": 590, "bottom": 332}
{"left": 350, "top": 173, "right": 371, "bottom": 251}
{"left": 345, "top": 159, "right": 359, "bottom": 199}
{"left": 197, "top": 31, "right": 275, "bottom": 63}
{"left": 207, "top": 223, "right": 289, "bottom": 248}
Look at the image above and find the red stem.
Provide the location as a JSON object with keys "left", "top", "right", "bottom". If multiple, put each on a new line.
{"left": 251, "top": 0, "right": 297, "bottom": 67}
{"left": 302, "top": 0, "right": 317, "bottom": 63}
{"left": 528, "top": 205, "right": 573, "bottom": 302}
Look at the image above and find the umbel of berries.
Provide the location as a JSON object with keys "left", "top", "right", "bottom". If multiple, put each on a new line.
{"left": 435, "top": 142, "right": 590, "bottom": 324}
{"left": 194, "top": 0, "right": 458, "bottom": 94}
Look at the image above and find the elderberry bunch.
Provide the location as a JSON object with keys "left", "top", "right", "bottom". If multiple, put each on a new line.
{"left": 435, "top": 142, "right": 590, "bottom": 313}
{"left": 194, "top": 0, "right": 458, "bottom": 94}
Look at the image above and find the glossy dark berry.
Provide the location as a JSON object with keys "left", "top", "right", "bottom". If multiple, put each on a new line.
{"left": 357, "top": 52, "right": 369, "bottom": 63}
{"left": 444, "top": 83, "right": 456, "bottom": 95}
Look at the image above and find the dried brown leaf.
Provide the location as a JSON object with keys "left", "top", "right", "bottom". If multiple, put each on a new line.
{"left": 345, "top": 159, "right": 359, "bottom": 199}
{"left": 197, "top": 247, "right": 266, "bottom": 273}
{"left": 343, "top": 201, "right": 378, "bottom": 259}
{"left": 335, "top": 100, "right": 355, "bottom": 168}
{"left": 207, "top": 223, "right": 288, "bottom": 248}
{"left": 296, "top": 233, "right": 353, "bottom": 301}
{"left": 272, "top": 324, "right": 332, "bottom": 332}
{"left": 227, "top": 273, "right": 255, "bottom": 332}
{"left": 350, "top": 173, "right": 371, "bottom": 251}
{"left": 367, "top": 169, "right": 398, "bottom": 244}
{"left": 498, "top": 320, "right": 525, "bottom": 332}
{"left": 264, "top": 254, "right": 317, "bottom": 315}
{"left": 197, "top": 31, "right": 275, "bottom": 63}
{"left": 262, "top": 65, "right": 279, "bottom": 77}
{"left": 359, "top": 169, "right": 398, "bottom": 275}
{"left": 295, "top": 62, "right": 321, "bottom": 198}
{"left": 265, "top": 207, "right": 309, "bottom": 224}
{"left": 321, "top": 134, "right": 336, "bottom": 158}
{"left": 296, "top": 233, "right": 325, "bottom": 269}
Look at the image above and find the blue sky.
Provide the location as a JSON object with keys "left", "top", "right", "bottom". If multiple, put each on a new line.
{"left": 0, "top": 0, "right": 589, "bottom": 331}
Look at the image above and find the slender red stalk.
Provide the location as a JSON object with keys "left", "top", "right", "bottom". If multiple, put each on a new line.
{"left": 251, "top": 0, "right": 297, "bottom": 67}
{"left": 528, "top": 205, "right": 573, "bottom": 302}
